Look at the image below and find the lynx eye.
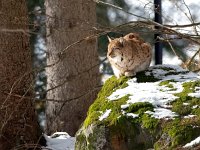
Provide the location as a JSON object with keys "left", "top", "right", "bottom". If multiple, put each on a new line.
{"left": 111, "top": 47, "right": 120, "bottom": 51}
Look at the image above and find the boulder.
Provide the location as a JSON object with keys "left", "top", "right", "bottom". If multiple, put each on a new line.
{"left": 75, "top": 65, "right": 200, "bottom": 150}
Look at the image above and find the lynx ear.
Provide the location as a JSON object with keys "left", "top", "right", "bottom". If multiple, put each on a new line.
{"left": 119, "top": 37, "right": 125, "bottom": 47}
{"left": 107, "top": 35, "right": 112, "bottom": 43}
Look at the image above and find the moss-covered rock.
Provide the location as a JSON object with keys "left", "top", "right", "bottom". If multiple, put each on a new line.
{"left": 75, "top": 65, "right": 200, "bottom": 150}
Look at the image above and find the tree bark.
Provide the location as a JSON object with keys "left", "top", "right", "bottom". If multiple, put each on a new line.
{"left": 0, "top": 0, "right": 41, "bottom": 149}
{"left": 45, "top": 0, "right": 100, "bottom": 136}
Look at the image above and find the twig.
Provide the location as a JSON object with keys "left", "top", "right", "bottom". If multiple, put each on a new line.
{"left": 159, "top": 36, "right": 186, "bottom": 67}
{"left": 182, "top": 0, "right": 199, "bottom": 35}
{"left": 186, "top": 48, "right": 200, "bottom": 69}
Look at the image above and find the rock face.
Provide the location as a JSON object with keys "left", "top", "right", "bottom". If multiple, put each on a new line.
{"left": 75, "top": 65, "right": 200, "bottom": 150}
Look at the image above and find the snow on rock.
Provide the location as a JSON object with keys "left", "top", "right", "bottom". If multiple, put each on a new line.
{"left": 76, "top": 65, "right": 200, "bottom": 150}
{"left": 145, "top": 65, "right": 198, "bottom": 82}
{"left": 108, "top": 65, "right": 200, "bottom": 120}
{"left": 121, "top": 104, "right": 129, "bottom": 109}
{"left": 126, "top": 113, "right": 139, "bottom": 118}
{"left": 108, "top": 78, "right": 179, "bottom": 120}
{"left": 193, "top": 105, "right": 199, "bottom": 109}
{"left": 183, "top": 114, "right": 197, "bottom": 119}
{"left": 99, "top": 109, "right": 111, "bottom": 121}
{"left": 43, "top": 132, "right": 75, "bottom": 150}
{"left": 183, "top": 136, "right": 200, "bottom": 148}
{"left": 188, "top": 92, "right": 200, "bottom": 98}
{"left": 188, "top": 86, "right": 200, "bottom": 98}
{"left": 145, "top": 108, "right": 178, "bottom": 119}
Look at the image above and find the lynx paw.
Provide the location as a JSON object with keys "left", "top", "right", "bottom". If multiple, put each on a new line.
{"left": 111, "top": 65, "right": 123, "bottom": 78}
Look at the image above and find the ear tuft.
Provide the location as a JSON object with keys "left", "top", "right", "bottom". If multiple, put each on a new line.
{"left": 107, "top": 35, "right": 112, "bottom": 42}
{"left": 129, "top": 34, "right": 135, "bottom": 39}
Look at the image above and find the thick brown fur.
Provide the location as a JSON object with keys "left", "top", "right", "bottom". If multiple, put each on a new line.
{"left": 107, "top": 33, "right": 152, "bottom": 78}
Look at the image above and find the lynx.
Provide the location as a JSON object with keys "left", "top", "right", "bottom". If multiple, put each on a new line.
{"left": 107, "top": 33, "right": 152, "bottom": 78}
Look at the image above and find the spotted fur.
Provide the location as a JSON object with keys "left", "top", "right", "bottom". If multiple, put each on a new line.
{"left": 107, "top": 33, "right": 152, "bottom": 78}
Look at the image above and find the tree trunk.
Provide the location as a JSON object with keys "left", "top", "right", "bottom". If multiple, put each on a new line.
{"left": 0, "top": 0, "right": 41, "bottom": 149}
{"left": 45, "top": 0, "right": 100, "bottom": 136}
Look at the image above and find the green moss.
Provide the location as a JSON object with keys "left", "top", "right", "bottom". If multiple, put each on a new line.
{"left": 172, "top": 102, "right": 191, "bottom": 116}
{"left": 84, "top": 74, "right": 161, "bottom": 128}
{"left": 171, "top": 81, "right": 200, "bottom": 116}
{"left": 162, "top": 80, "right": 200, "bottom": 148}
{"left": 192, "top": 108, "right": 200, "bottom": 117}
{"left": 159, "top": 80, "right": 180, "bottom": 91}
{"left": 125, "top": 102, "right": 154, "bottom": 114}
{"left": 106, "top": 95, "right": 130, "bottom": 125}
{"left": 83, "top": 66, "right": 200, "bottom": 149}
{"left": 86, "top": 125, "right": 106, "bottom": 150}
{"left": 84, "top": 76, "right": 130, "bottom": 127}
{"left": 141, "top": 114, "right": 159, "bottom": 133}
{"left": 75, "top": 132, "right": 87, "bottom": 150}
{"left": 110, "top": 116, "right": 137, "bottom": 137}
{"left": 109, "top": 114, "right": 157, "bottom": 150}
{"left": 175, "top": 81, "right": 200, "bottom": 101}
{"left": 84, "top": 95, "right": 129, "bottom": 127}
{"left": 163, "top": 118, "right": 200, "bottom": 148}
{"left": 84, "top": 75, "right": 159, "bottom": 135}
{"left": 98, "top": 76, "right": 129, "bottom": 98}
{"left": 155, "top": 81, "right": 200, "bottom": 150}
{"left": 190, "top": 98, "right": 200, "bottom": 106}
{"left": 159, "top": 80, "right": 174, "bottom": 88}
{"left": 189, "top": 98, "right": 200, "bottom": 117}
{"left": 169, "top": 125, "right": 199, "bottom": 147}
{"left": 121, "top": 102, "right": 159, "bottom": 134}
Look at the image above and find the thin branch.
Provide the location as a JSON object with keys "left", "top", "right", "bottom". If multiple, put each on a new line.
{"left": 55, "top": 85, "right": 102, "bottom": 120}
{"left": 0, "top": 81, "right": 34, "bottom": 134}
{"left": 182, "top": 0, "right": 199, "bottom": 35}
{"left": 186, "top": 48, "right": 200, "bottom": 69}
{"left": 94, "top": 0, "right": 149, "bottom": 20}
{"left": 93, "top": 0, "right": 200, "bottom": 45}
{"left": 164, "top": 22, "right": 200, "bottom": 28}
{"left": 159, "top": 36, "right": 186, "bottom": 67}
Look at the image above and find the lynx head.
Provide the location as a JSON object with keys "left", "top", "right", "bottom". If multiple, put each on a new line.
{"left": 107, "top": 36, "right": 125, "bottom": 59}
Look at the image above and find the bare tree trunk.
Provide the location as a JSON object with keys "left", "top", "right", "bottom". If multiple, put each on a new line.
{"left": 0, "top": 0, "right": 41, "bottom": 149}
{"left": 45, "top": 0, "right": 100, "bottom": 136}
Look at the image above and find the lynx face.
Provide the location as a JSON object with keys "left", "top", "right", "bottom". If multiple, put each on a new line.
{"left": 107, "top": 33, "right": 152, "bottom": 78}
{"left": 107, "top": 38, "right": 124, "bottom": 63}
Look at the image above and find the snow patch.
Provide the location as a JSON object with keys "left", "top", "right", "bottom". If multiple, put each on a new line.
{"left": 188, "top": 86, "right": 200, "bottom": 98}
{"left": 126, "top": 113, "right": 139, "bottom": 118}
{"left": 108, "top": 65, "right": 200, "bottom": 120}
{"left": 51, "top": 132, "right": 71, "bottom": 138}
{"left": 183, "top": 103, "right": 190, "bottom": 106}
{"left": 145, "top": 65, "right": 198, "bottom": 82}
{"left": 183, "top": 114, "right": 197, "bottom": 119}
{"left": 121, "top": 104, "right": 130, "bottom": 109}
{"left": 188, "top": 93, "right": 200, "bottom": 98}
{"left": 145, "top": 108, "right": 178, "bottom": 119}
{"left": 183, "top": 136, "right": 200, "bottom": 148}
{"left": 99, "top": 109, "right": 111, "bottom": 121}
{"left": 44, "top": 132, "right": 75, "bottom": 150}
{"left": 193, "top": 105, "right": 199, "bottom": 109}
